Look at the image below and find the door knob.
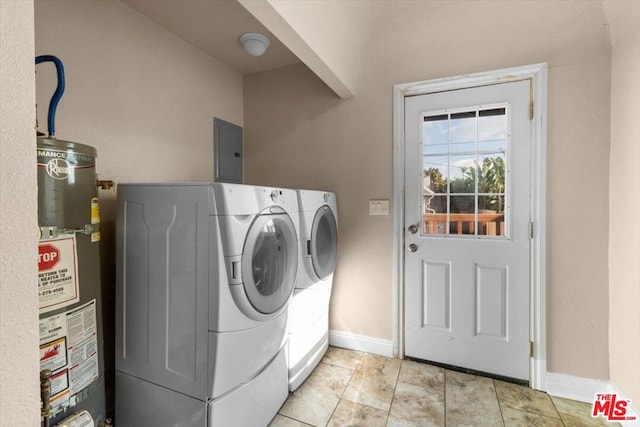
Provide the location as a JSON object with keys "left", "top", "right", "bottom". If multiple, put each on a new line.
{"left": 408, "top": 224, "right": 418, "bottom": 234}
{"left": 408, "top": 243, "right": 418, "bottom": 252}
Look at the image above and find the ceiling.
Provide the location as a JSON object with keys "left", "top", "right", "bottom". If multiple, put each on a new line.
{"left": 122, "top": 0, "right": 301, "bottom": 75}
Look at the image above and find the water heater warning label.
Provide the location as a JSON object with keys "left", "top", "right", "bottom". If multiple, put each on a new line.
{"left": 39, "top": 300, "right": 99, "bottom": 417}
{"left": 38, "top": 235, "right": 80, "bottom": 314}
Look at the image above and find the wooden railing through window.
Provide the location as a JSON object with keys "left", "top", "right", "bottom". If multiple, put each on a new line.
{"left": 423, "top": 213, "right": 505, "bottom": 236}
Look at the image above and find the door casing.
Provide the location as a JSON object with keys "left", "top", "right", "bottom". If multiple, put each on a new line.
{"left": 392, "top": 63, "right": 548, "bottom": 390}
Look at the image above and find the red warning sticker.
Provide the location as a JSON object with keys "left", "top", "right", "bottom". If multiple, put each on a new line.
{"left": 38, "top": 235, "right": 79, "bottom": 313}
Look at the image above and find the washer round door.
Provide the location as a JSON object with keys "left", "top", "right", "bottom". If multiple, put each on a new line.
{"left": 310, "top": 205, "right": 338, "bottom": 280}
{"left": 241, "top": 211, "right": 298, "bottom": 315}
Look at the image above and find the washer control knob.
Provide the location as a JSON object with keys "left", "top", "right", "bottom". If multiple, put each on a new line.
{"left": 270, "top": 190, "right": 281, "bottom": 202}
{"left": 323, "top": 193, "right": 330, "bottom": 202}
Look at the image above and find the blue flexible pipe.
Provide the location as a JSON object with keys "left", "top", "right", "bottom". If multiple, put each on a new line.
{"left": 35, "top": 55, "right": 65, "bottom": 137}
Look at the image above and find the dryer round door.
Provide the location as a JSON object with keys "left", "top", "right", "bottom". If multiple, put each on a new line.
{"left": 241, "top": 212, "right": 298, "bottom": 315}
{"left": 310, "top": 205, "right": 338, "bottom": 280}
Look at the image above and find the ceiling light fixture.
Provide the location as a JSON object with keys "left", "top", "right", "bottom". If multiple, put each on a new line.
{"left": 240, "top": 32, "right": 270, "bottom": 57}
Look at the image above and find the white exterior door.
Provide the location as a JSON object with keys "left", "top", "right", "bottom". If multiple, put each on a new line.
{"left": 404, "top": 80, "right": 532, "bottom": 381}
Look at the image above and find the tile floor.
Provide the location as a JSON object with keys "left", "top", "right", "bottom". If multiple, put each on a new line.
{"left": 270, "top": 347, "right": 617, "bottom": 427}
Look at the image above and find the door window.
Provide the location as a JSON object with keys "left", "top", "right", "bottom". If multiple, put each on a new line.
{"left": 311, "top": 206, "right": 338, "bottom": 280}
{"left": 242, "top": 213, "right": 297, "bottom": 314}
{"left": 422, "top": 106, "right": 508, "bottom": 237}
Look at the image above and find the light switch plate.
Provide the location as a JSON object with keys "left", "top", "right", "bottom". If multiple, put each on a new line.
{"left": 369, "top": 199, "right": 390, "bottom": 215}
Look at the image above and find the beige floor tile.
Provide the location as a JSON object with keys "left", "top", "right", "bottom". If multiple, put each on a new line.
{"left": 495, "top": 380, "right": 560, "bottom": 419}
{"left": 269, "top": 414, "right": 314, "bottom": 427}
{"left": 398, "top": 360, "right": 444, "bottom": 396}
{"left": 388, "top": 381, "right": 445, "bottom": 427}
{"left": 322, "top": 346, "right": 364, "bottom": 369}
{"left": 342, "top": 353, "right": 402, "bottom": 411}
{"left": 275, "top": 351, "right": 571, "bottom": 427}
{"left": 279, "top": 362, "right": 354, "bottom": 427}
{"left": 502, "top": 407, "right": 564, "bottom": 427}
{"left": 327, "top": 399, "right": 389, "bottom": 427}
{"left": 445, "top": 370, "right": 503, "bottom": 427}
{"left": 552, "top": 396, "right": 621, "bottom": 427}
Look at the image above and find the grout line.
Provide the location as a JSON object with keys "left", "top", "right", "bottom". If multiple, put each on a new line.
{"left": 275, "top": 413, "right": 314, "bottom": 426}
{"left": 549, "top": 396, "right": 568, "bottom": 427}
{"left": 492, "top": 379, "right": 507, "bottom": 426}
{"left": 324, "top": 352, "right": 360, "bottom": 426}
{"left": 388, "top": 357, "right": 403, "bottom": 418}
{"left": 444, "top": 369, "right": 447, "bottom": 426}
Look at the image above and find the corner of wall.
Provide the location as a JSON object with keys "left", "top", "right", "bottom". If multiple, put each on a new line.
{"left": 0, "top": 1, "right": 40, "bottom": 425}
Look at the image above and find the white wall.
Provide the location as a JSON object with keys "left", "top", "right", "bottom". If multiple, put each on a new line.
{"left": 0, "top": 1, "right": 40, "bottom": 425}
{"left": 604, "top": 0, "right": 640, "bottom": 407}
{"left": 244, "top": 0, "right": 613, "bottom": 381}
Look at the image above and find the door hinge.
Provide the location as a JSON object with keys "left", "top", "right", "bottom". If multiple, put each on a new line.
{"left": 529, "top": 100, "right": 534, "bottom": 120}
{"left": 529, "top": 221, "right": 534, "bottom": 239}
{"left": 530, "top": 341, "right": 535, "bottom": 357}
{"left": 529, "top": 78, "right": 534, "bottom": 120}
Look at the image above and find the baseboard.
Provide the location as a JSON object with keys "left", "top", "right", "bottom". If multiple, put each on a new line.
{"left": 546, "top": 372, "right": 639, "bottom": 426}
{"left": 328, "top": 330, "right": 394, "bottom": 358}
{"left": 546, "top": 372, "right": 610, "bottom": 403}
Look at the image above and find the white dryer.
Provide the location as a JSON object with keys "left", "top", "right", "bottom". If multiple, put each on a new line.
{"left": 287, "top": 189, "right": 338, "bottom": 391}
{"left": 115, "top": 183, "right": 299, "bottom": 427}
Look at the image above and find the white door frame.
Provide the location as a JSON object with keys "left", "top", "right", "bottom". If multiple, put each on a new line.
{"left": 392, "top": 63, "right": 548, "bottom": 390}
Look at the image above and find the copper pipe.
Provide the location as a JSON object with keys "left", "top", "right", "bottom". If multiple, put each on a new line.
{"left": 40, "top": 369, "right": 52, "bottom": 427}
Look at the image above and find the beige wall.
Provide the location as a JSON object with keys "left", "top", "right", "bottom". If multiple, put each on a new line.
{"left": 244, "top": 0, "right": 612, "bottom": 380}
{"left": 250, "top": 0, "right": 381, "bottom": 96}
{"left": 604, "top": 1, "right": 640, "bottom": 406}
{"left": 0, "top": 1, "right": 40, "bottom": 425}
{"left": 35, "top": 0, "right": 243, "bottom": 188}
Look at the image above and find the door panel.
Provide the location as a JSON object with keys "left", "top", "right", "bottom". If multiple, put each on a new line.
{"left": 474, "top": 263, "right": 508, "bottom": 339}
{"left": 404, "top": 80, "right": 531, "bottom": 381}
{"left": 421, "top": 260, "right": 451, "bottom": 330}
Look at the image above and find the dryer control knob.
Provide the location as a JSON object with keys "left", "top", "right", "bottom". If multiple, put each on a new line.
{"left": 323, "top": 193, "right": 330, "bottom": 202}
{"left": 270, "top": 190, "right": 281, "bottom": 202}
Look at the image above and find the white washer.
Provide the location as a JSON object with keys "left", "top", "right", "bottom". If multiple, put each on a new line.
{"left": 115, "top": 183, "right": 299, "bottom": 427}
{"left": 287, "top": 189, "right": 338, "bottom": 391}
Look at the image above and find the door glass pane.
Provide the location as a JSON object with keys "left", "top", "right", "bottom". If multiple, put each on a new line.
{"left": 422, "top": 106, "right": 508, "bottom": 237}
{"left": 477, "top": 153, "right": 506, "bottom": 212}
{"left": 449, "top": 154, "right": 476, "bottom": 194}
{"left": 449, "top": 195, "right": 475, "bottom": 235}
{"left": 478, "top": 108, "right": 506, "bottom": 152}
{"left": 450, "top": 111, "right": 476, "bottom": 153}
{"left": 423, "top": 114, "right": 448, "bottom": 155}
{"left": 424, "top": 155, "right": 448, "bottom": 194}
{"left": 312, "top": 208, "right": 338, "bottom": 279}
{"left": 252, "top": 219, "right": 288, "bottom": 296}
